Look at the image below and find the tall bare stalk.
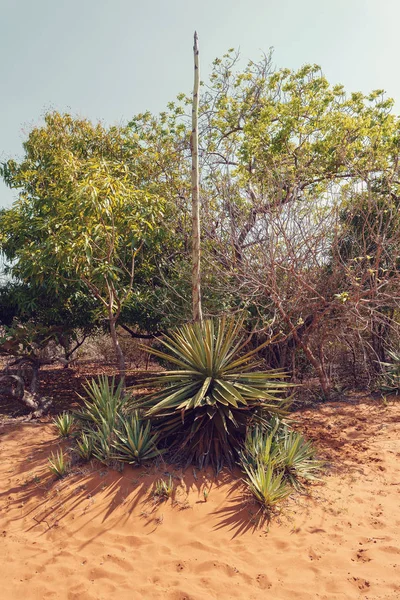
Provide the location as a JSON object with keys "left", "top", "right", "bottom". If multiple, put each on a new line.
{"left": 191, "top": 31, "right": 203, "bottom": 323}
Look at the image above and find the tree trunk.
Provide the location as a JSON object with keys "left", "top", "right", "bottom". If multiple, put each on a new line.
{"left": 301, "top": 343, "right": 332, "bottom": 399}
{"left": 0, "top": 357, "right": 52, "bottom": 417}
{"left": 109, "top": 317, "right": 126, "bottom": 387}
{"left": 191, "top": 31, "right": 203, "bottom": 323}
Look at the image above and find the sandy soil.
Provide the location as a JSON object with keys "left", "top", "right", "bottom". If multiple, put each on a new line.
{"left": 0, "top": 397, "right": 399, "bottom": 600}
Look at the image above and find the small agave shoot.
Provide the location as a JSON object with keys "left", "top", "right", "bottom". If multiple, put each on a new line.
{"left": 74, "top": 376, "right": 161, "bottom": 467}
{"left": 280, "top": 429, "right": 324, "bottom": 490}
{"left": 75, "top": 376, "right": 126, "bottom": 464}
{"left": 48, "top": 449, "right": 69, "bottom": 478}
{"left": 53, "top": 412, "right": 75, "bottom": 438}
{"left": 239, "top": 424, "right": 281, "bottom": 470}
{"left": 239, "top": 420, "right": 324, "bottom": 510}
{"left": 133, "top": 316, "right": 292, "bottom": 470}
{"left": 154, "top": 475, "right": 174, "bottom": 500}
{"left": 242, "top": 462, "right": 292, "bottom": 510}
{"left": 113, "top": 413, "right": 162, "bottom": 465}
{"left": 76, "top": 375, "right": 126, "bottom": 432}
{"left": 76, "top": 432, "right": 94, "bottom": 461}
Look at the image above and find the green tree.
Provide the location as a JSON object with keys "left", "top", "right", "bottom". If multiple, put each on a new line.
{"left": 0, "top": 113, "right": 166, "bottom": 380}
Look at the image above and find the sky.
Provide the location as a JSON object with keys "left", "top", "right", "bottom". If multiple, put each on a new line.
{"left": 1, "top": 0, "right": 399, "bottom": 208}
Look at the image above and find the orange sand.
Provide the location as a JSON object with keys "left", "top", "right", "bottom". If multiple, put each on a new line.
{"left": 1, "top": 398, "right": 399, "bottom": 600}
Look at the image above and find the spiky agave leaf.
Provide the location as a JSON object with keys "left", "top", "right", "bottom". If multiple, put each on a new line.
{"left": 53, "top": 412, "right": 75, "bottom": 438}
{"left": 131, "top": 316, "right": 293, "bottom": 469}
{"left": 48, "top": 449, "right": 69, "bottom": 478}
{"left": 112, "top": 413, "right": 162, "bottom": 465}
{"left": 242, "top": 461, "right": 292, "bottom": 509}
{"left": 90, "top": 426, "right": 114, "bottom": 463}
{"left": 76, "top": 432, "right": 94, "bottom": 461}
{"left": 238, "top": 425, "right": 282, "bottom": 470}
{"left": 74, "top": 375, "right": 127, "bottom": 432}
{"left": 280, "top": 430, "right": 324, "bottom": 489}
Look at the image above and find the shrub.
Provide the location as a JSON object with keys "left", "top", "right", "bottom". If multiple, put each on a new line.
{"left": 133, "top": 316, "right": 292, "bottom": 470}
{"left": 48, "top": 449, "right": 69, "bottom": 478}
{"left": 53, "top": 412, "right": 75, "bottom": 438}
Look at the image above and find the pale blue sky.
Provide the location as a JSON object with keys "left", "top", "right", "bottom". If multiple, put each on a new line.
{"left": 1, "top": 0, "right": 399, "bottom": 207}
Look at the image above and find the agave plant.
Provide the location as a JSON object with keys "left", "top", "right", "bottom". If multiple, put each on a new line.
{"left": 153, "top": 475, "right": 174, "bottom": 500}
{"left": 239, "top": 420, "right": 323, "bottom": 489}
{"left": 76, "top": 375, "right": 127, "bottom": 431}
{"left": 239, "top": 424, "right": 281, "bottom": 470}
{"left": 133, "top": 316, "right": 292, "bottom": 469}
{"left": 48, "top": 449, "right": 69, "bottom": 478}
{"left": 280, "top": 429, "right": 323, "bottom": 489}
{"left": 53, "top": 412, "right": 75, "bottom": 438}
{"left": 73, "top": 376, "right": 127, "bottom": 464}
{"left": 76, "top": 432, "right": 94, "bottom": 461}
{"left": 112, "top": 413, "right": 162, "bottom": 465}
{"left": 90, "top": 427, "right": 114, "bottom": 463}
{"left": 242, "top": 462, "right": 292, "bottom": 509}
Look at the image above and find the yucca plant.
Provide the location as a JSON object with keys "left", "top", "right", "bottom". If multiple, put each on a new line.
{"left": 74, "top": 376, "right": 127, "bottom": 463}
{"left": 53, "top": 412, "right": 75, "bottom": 438}
{"left": 242, "top": 462, "right": 292, "bottom": 509}
{"left": 90, "top": 426, "right": 115, "bottom": 463}
{"left": 76, "top": 432, "right": 94, "bottom": 461}
{"left": 132, "top": 316, "right": 292, "bottom": 470}
{"left": 112, "top": 413, "right": 162, "bottom": 465}
{"left": 75, "top": 375, "right": 126, "bottom": 431}
{"left": 48, "top": 449, "right": 69, "bottom": 478}
{"left": 280, "top": 430, "right": 323, "bottom": 489}
{"left": 239, "top": 424, "right": 282, "bottom": 470}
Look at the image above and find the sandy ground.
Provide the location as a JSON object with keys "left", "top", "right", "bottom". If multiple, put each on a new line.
{"left": 0, "top": 397, "right": 399, "bottom": 600}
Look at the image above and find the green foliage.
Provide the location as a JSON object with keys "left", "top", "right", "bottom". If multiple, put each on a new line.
{"left": 0, "top": 113, "right": 171, "bottom": 371}
{"left": 239, "top": 420, "right": 323, "bottom": 510}
{"left": 112, "top": 413, "right": 162, "bottom": 465}
{"left": 76, "top": 432, "right": 94, "bottom": 461}
{"left": 77, "top": 376, "right": 126, "bottom": 432}
{"left": 0, "top": 280, "right": 100, "bottom": 332}
{"left": 379, "top": 351, "right": 400, "bottom": 393}
{"left": 133, "top": 316, "right": 292, "bottom": 470}
{"left": 48, "top": 449, "right": 69, "bottom": 478}
{"left": 242, "top": 462, "right": 292, "bottom": 509}
{"left": 279, "top": 429, "right": 323, "bottom": 489}
{"left": 0, "top": 320, "right": 60, "bottom": 360}
{"left": 239, "top": 423, "right": 281, "bottom": 470}
{"left": 74, "top": 376, "right": 161, "bottom": 466}
{"left": 90, "top": 427, "right": 114, "bottom": 463}
{"left": 75, "top": 376, "right": 127, "bottom": 463}
{"left": 53, "top": 412, "right": 75, "bottom": 438}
